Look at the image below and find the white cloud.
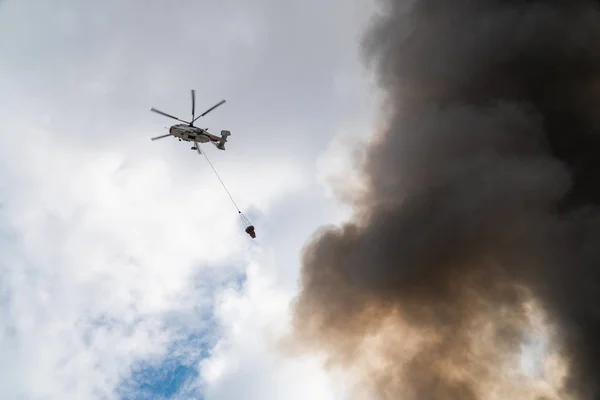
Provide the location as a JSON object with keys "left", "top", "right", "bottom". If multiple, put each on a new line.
{"left": 198, "top": 253, "right": 352, "bottom": 400}
{"left": 0, "top": 115, "right": 312, "bottom": 398}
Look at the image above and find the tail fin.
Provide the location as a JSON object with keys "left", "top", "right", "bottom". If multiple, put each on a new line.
{"left": 217, "top": 130, "right": 231, "bottom": 150}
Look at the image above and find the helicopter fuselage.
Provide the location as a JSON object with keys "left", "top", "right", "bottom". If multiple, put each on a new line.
{"left": 170, "top": 124, "right": 220, "bottom": 143}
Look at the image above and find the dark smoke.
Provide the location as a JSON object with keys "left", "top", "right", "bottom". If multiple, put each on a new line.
{"left": 290, "top": 1, "right": 600, "bottom": 399}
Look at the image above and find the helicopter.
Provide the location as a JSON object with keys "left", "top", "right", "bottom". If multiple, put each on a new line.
{"left": 148, "top": 90, "right": 256, "bottom": 239}
{"left": 149, "top": 90, "right": 231, "bottom": 154}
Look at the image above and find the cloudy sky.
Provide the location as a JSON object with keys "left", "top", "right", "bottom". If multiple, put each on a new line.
{"left": 0, "top": 0, "right": 380, "bottom": 399}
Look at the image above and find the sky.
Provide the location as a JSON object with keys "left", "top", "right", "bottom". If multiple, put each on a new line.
{"left": 0, "top": 1, "right": 381, "bottom": 399}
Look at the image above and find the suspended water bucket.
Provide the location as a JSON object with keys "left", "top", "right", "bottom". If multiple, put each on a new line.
{"left": 245, "top": 225, "right": 256, "bottom": 238}
{"left": 239, "top": 212, "right": 256, "bottom": 239}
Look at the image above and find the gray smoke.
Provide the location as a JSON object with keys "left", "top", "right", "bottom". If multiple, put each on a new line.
{"left": 290, "top": 1, "right": 600, "bottom": 399}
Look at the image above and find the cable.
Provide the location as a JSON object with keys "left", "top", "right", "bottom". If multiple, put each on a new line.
{"left": 200, "top": 146, "right": 247, "bottom": 220}
{"left": 198, "top": 146, "right": 255, "bottom": 241}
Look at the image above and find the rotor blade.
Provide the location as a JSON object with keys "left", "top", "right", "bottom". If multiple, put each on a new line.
{"left": 150, "top": 108, "right": 190, "bottom": 124}
{"left": 192, "top": 99, "right": 226, "bottom": 123}
{"left": 191, "top": 90, "right": 196, "bottom": 122}
{"left": 151, "top": 133, "right": 172, "bottom": 141}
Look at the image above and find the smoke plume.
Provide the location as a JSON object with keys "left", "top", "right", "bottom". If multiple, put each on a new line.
{"left": 290, "top": 1, "right": 600, "bottom": 399}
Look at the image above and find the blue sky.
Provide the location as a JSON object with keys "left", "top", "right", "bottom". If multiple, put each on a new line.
{"left": 119, "top": 333, "right": 207, "bottom": 399}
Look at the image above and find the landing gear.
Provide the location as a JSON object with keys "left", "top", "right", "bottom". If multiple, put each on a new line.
{"left": 191, "top": 146, "right": 197, "bottom": 150}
